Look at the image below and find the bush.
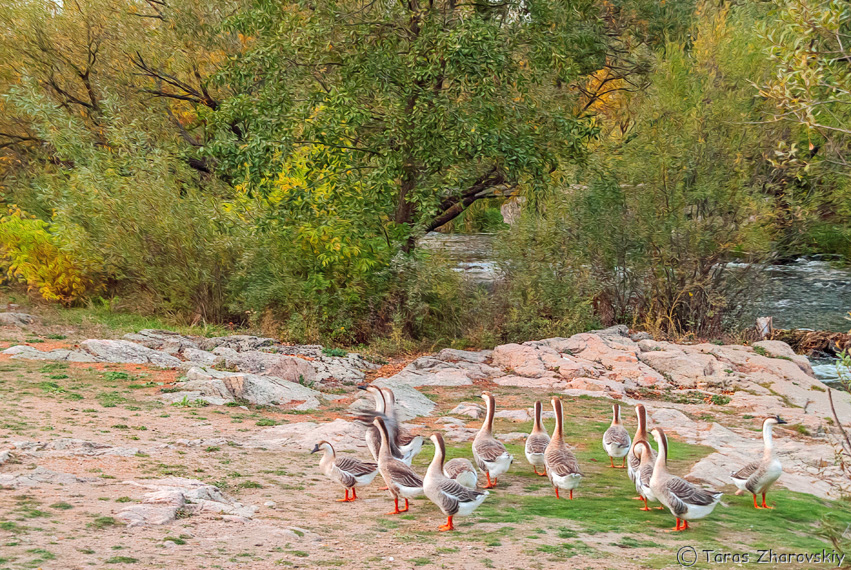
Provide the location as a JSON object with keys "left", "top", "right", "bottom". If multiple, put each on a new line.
{"left": 0, "top": 207, "right": 97, "bottom": 303}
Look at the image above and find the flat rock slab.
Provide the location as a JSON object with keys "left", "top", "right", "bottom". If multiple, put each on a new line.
{"left": 81, "top": 339, "right": 182, "bottom": 367}
{"left": 14, "top": 438, "right": 139, "bottom": 458}
{"left": 0, "top": 467, "right": 92, "bottom": 489}
{"left": 0, "top": 312, "right": 37, "bottom": 326}
{"left": 119, "top": 477, "right": 257, "bottom": 526}
{"left": 371, "top": 378, "right": 436, "bottom": 420}
{"left": 249, "top": 419, "right": 367, "bottom": 452}
{"left": 175, "top": 367, "right": 322, "bottom": 409}
{"left": 2, "top": 345, "right": 98, "bottom": 362}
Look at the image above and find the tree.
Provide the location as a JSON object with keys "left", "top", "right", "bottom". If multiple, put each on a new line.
{"left": 215, "top": 0, "right": 608, "bottom": 250}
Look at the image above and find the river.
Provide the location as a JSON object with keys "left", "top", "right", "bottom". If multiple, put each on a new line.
{"left": 421, "top": 233, "right": 851, "bottom": 385}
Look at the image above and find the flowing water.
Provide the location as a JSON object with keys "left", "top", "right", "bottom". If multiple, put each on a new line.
{"left": 421, "top": 233, "right": 851, "bottom": 385}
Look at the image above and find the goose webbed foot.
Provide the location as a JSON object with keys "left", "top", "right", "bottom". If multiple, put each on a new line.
{"left": 438, "top": 516, "right": 454, "bottom": 531}
{"left": 337, "top": 489, "right": 355, "bottom": 502}
{"left": 761, "top": 493, "right": 773, "bottom": 509}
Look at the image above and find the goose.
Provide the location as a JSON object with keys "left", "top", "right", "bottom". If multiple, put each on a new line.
{"left": 602, "top": 403, "right": 631, "bottom": 468}
{"left": 472, "top": 391, "right": 514, "bottom": 489}
{"left": 730, "top": 416, "right": 787, "bottom": 509}
{"left": 310, "top": 440, "right": 378, "bottom": 502}
{"left": 424, "top": 433, "right": 489, "bottom": 531}
{"left": 374, "top": 416, "right": 424, "bottom": 514}
{"left": 649, "top": 428, "right": 722, "bottom": 531}
{"left": 545, "top": 397, "right": 582, "bottom": 499}
{"left": 628, "top": 404, "right": 655, "bottom": 501}
{"left": 443, "top": 458, "right": 478, "bottom": 489}
{"left": 379, "top": 386, "right": 424, "bottom": 461}
{"left": 632, "top": 440, "right": 663, "bottom": 511}
{"left": 525, "top": 401, "right": 550, "bottom": 476}
{"left": 358, "top": 385, "right": 386, "bottom": 461}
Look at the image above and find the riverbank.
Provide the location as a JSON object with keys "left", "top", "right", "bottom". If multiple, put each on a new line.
{"left": 0, "top": 306, "right": 849, "bottom": 569}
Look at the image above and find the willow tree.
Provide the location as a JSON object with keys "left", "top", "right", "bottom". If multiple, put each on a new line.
{"left": 215, "top": 0, "right": 607, "bottom": 250}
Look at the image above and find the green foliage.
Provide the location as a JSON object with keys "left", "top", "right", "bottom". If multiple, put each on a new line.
{"left": 0, "top": 207, "right": 97, "bottom": 303}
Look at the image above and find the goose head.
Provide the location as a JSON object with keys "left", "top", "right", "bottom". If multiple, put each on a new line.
{"left": 311, "top": 440, "right": 332, "bottom": 454}
{"left": 764, "top": 416, "right": 787, "bottom": 427}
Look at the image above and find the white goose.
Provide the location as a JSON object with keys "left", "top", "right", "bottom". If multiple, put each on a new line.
{"left": 650, "top": 428, "right": 722, "bottom": 531}
{"left": 545, "top": 397, "right": 582, "bottom": 499}
{"left": 602, "top": 403, "right": 631, "bottom": 468}
{"left": 424, "top": 433, "right": 489, "bottom": 531}
{"left": 472, "top": 392, "right": 513, "bottom": 489}
{"left": 374, "top": 417, "right": 424, "bottom": 515}
{"left": 730, "top": 416, "right": 787, "bottom": 509}
{"left": 311, "top": 440, "right": 378, "bottom": 502}
{"left": 525, "top": 401, "right": 550, "bottom": 476}
{"left": 443, "top": 458, "right": 478, "bottom": 489}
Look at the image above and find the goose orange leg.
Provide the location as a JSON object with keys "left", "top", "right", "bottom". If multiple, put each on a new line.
{"left": 533, "top": 467, "right": 547, "bottom": 477}
{"left": 752, "top": 494, "right": 763, "bottom": 509}
{"left": 639, "top": 496, "right": 651, "bottom": 511}
{"left": 400, "top": 498, "right": 410, "bottom": 513}
{"left": 609, "top": 457, "right": 615, "bottom": 468}
{"left": 351, "top": 488, "right": 358, "bottom": 501}
{"left": 483, "top": 473, "right": 497, "bottom": 489}
{"left": 438, "top": 515, "right": 454, "bottom": 531}
{"left": 386, "top": 497, "right": 402, "bottom": 515}
{"left": 622, "top": 457, "right": 627, "bottom": 468}
{"left": 554, "top": 487, "right": 560, "bottom": 499}
{"left": 569, "top": 490, "right": 574, "bottom": 500}
{"left": 761, "top": 493, "right": 773, "bottom": 509}
{"left": 337, "top": 489, "right": 354, "bottom": 502}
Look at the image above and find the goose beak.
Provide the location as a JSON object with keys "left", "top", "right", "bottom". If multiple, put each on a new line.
{"left": 357, "top": 385, "right": 368, "bottom": 391}
{"left": 776, "top": 416, "right": 787, "bottom": 425}
{"left": 310, "top": 444, "right": 320, "bottom": 454}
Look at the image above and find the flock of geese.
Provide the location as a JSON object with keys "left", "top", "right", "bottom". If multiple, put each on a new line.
{"left": 311, "top": 386, "right": 786, "bottom": 532}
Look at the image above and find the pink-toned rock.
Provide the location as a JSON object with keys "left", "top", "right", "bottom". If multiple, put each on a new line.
{"left": 607, "top": 361, "right": 667, "bottom": 388}
{"left": 564, "top": 377, "right": 625, "bottom": 394}
{"left": 491, "top": 343, "right": 559, "bottom": 377}
{"left": 493, "top": 375, "right": 566, "bottom": 388}
{"left": 639, "top": 349, "right": 723, "bottom": 389}
{"left": 555, "top": 357, "right": 602, "bottom": 380}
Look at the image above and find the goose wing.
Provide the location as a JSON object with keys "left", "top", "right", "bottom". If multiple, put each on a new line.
{"left": 603, "top": 425, "right": 631, "bottom": 450}
{"left": 638, "top": 462, "right": 653, "bottom": 488}
{"left": 474, "top": 437, "right": 508, "bottom": 462}
{"left": 444, "top": 458, "right": 474, "bottom": 479}
{"left": 546, "top": 446, "right": 582, "bottom": 477}
{"left": 386, "top": 459, "right": 423, "bottom": 488}
{"left": 438, "top": 478, "right": 485, "bottom": 514}
{"left": 666, "top": 476, "right": 720, "bottom": 510}
{"left": 731, "top": 460, "right": 760, "bottom": 481}
{"left": 336, "top": 456, "right": 377, "bottom": 477}
{"left": 526, "top": 433, "right": 550, "bottom": 454}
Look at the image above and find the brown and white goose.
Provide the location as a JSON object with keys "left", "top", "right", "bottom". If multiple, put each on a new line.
{"left": 632, "top": 440, "right": 663, "bottom": 511}
{"left": 310, "top": 440, "right": 378, "bottom": 502}
{"left": 602, "top": 403, "right": 631, "bottom": 468}
{"left": 525, "top": 401, "right": 550, "bottom": 476}
{"left": 730, "top": 416, "right": 787, "bottom": 509}
{"left": 424, "top": 434, "right": 489, "bottom": 531}
{"left": 545, "top": 397, "right": 582, "bottom": 499}
{"left": 358, "top": 385, "right": 386, "bottom": 461}
{"left": 379, "top": 387, "right": 424, "bottom": 462}
{"left": 472, "top": 392, "right": 514, "bottom": 489}
{"left": 628, "top": 404, "right": 655, "bottom": 495}
{"left": 649, "top": 428, "right": 722, "bottom": 531}
{"left": 443, "top": 458, "right": 478, "bottom": 489}
{"left": 374, "top": 417, "right": 424, "bottom": 514}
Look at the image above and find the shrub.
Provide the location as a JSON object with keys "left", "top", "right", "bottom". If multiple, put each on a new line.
{"left": 0, "top": 207, "right": 97, "bottom": 303}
